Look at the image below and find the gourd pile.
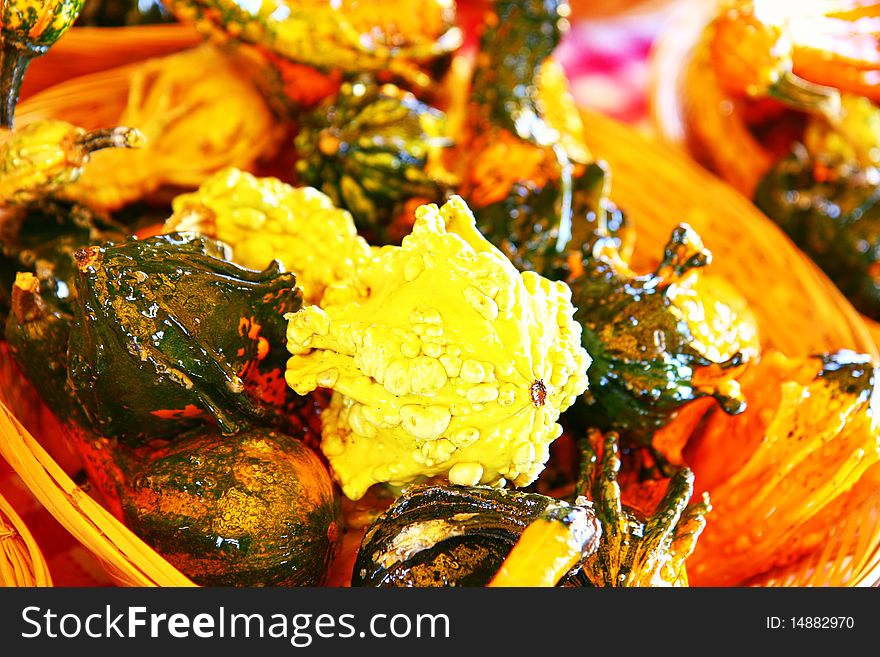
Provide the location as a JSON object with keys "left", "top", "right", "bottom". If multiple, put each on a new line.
{"left": 0, "top": 0, "right": 877, "bottom": 588}
{"left": 677, "top": 0, "right": 880, "bottom": 323}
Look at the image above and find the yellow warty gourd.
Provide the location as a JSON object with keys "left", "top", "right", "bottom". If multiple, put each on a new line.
{"left": 284, "top": 195, "right": 592, "bottom": 500}
{"left": 165, "top": 167, "right": 372, "bottom": 305}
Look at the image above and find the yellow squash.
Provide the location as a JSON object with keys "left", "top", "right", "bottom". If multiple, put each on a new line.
{"left": 56, "top": 45, "right": 283, "bottom": 212}
{"left": 284, "top": 196, "right": 592, "bottom": 500}
{"left": 165, "top": 167, "right": 373, "bottom": 306}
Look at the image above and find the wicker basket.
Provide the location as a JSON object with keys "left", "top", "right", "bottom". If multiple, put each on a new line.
{"left": 0, "top": 24, "right": 878, "bottom": 587}
{"left": 0, "top": 488, "right": 52, "bottom": 586}
{"left": 0, "top": 345, "right": 195, "bottom": 587}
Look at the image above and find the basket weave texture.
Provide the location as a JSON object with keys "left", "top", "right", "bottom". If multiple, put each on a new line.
{"left": 0, "top": 490, "right": 52, "bottom": 587}
{"left": 0, "top": 24, "right": 878, "bottom": 587}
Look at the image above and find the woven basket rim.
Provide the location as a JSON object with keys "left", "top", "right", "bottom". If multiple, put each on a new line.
{"left": 0, "top": 399, "right": 195, "bottom": 587}
{"left": 0, "top": 484, "right": 53, "bottom": 586}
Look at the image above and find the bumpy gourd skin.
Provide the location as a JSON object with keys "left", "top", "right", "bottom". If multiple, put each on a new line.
{"left": 0, "top": 120, "right": 144, "bottom": 205}
{"left": 294, "top": 80, "right": 452, "bottom": 245}
{"left": 569, "top": 224, "right": 758, "bottom": 449}
{"left": 67, "top": 232, "right": 303, "bottom": 446}
{"left": 284, "top": 196, "right": 591, "bottom": 500}
{"left": 165, "top": 167, "right": 372, "bottom": 306}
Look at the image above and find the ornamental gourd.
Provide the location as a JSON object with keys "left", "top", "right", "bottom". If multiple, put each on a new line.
{"left": 0, "top": 119, "right": 144, "bottom": 204}
{"left": 0, "top": 195, "right": 129, "bottom": 319}
{"left": 1, "top": 195, "right": 130, "bottom": 441}
{"left": 53, "top": 46, "right": 282, "bottom": 213}
{"left": 351, "top": 429, "right": 711, "bottom": 588}
{"left": 162, "top": 0, "right": 461, "bottom": 111}
{"left": 116, "top": 425, "right": 340, "bottom": 587}
{"left": 5, "top": 271, "right": 84, "bottom": 426}
{"left": 569, "top": 222, "right": 760, "bottom": 458}
{"left": 164, "top": 167, "right": 373, "bottom": 306}
{"left": 294, "top": 80, "right": 452, "bottom": 245}
{"left": 284, "top": 196, "right": 591, "bottom": 500}
{"left": 351, "top": 484, "right": 601, "bottom": 587}
{"left": 682, "top": 349, "right": 880, "bottom": 586}
{"left": 0, "top": 0, "right": 86, "bottom": 128}
{"left": 754, "top": 96, "right": 880, "bottom": 320}
{"left": 453, "top": 0, "right": 598, "bottom": 280}
{"left": 66, "top": 232, "right": 304, "bottom": 446}
{"left": 708, "top": 0, "right": 880, "bottom": 106}
{"left": 5, "top": 270, "right": 134, "bottom": 511}
{"left": 681, "top": 3, "right": 880, "bottom": 321}
{"left": 680, "top": 0, "right": 880, "bottom": 199}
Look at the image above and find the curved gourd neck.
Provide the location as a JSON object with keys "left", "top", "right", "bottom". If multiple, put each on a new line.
{"left": 0, "top": 41, "right": 47, "bottom": 130}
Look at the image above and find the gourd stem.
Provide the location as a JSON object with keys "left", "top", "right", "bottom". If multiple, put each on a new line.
{"left": 575, "top": 432, "right": 599, "bottom": 500}
{"left": 76, "top": 126, "right": 147, "bottom": 154}
{"left": 770, "top": 70, "right": 842, "bottom": 122}
{"left": 10, "top": 272, "right": 42, "bottom": 325}
{"left": 553, "top": 142, "right": 574, "bottom": 254}
{"left": 0, "top": 42, "right": 43, "bottom": 130}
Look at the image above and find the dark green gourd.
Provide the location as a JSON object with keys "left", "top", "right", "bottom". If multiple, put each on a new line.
{"left": 569, "top": 224, "right": 752, "bottom": 445}
{"left": 351, "top": 483, "right": 597, "bottom": 587}
{"left": 294, "top": 79, "right": 452, "bottom": 244}
{"left": 754, "top": 144, "right": 880, "bottom": 321}
{"left": 66, "top": 231, "right": 303, "bottom": 446}
{"left": 117, "top": 424, "right": 340, "bottom": 587}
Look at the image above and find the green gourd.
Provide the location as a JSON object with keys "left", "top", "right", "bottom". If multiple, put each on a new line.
{"left": 66, "top": 231, "right": 303, "bottom": 446}
{"left": 1, "top": 0, "right": 86, "bottom": 128}
{"left": 294, "top": 79, "right": 451, "bottom": 244}
{"left": 117, "top": 424, "right": 340, "bottom": 587}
